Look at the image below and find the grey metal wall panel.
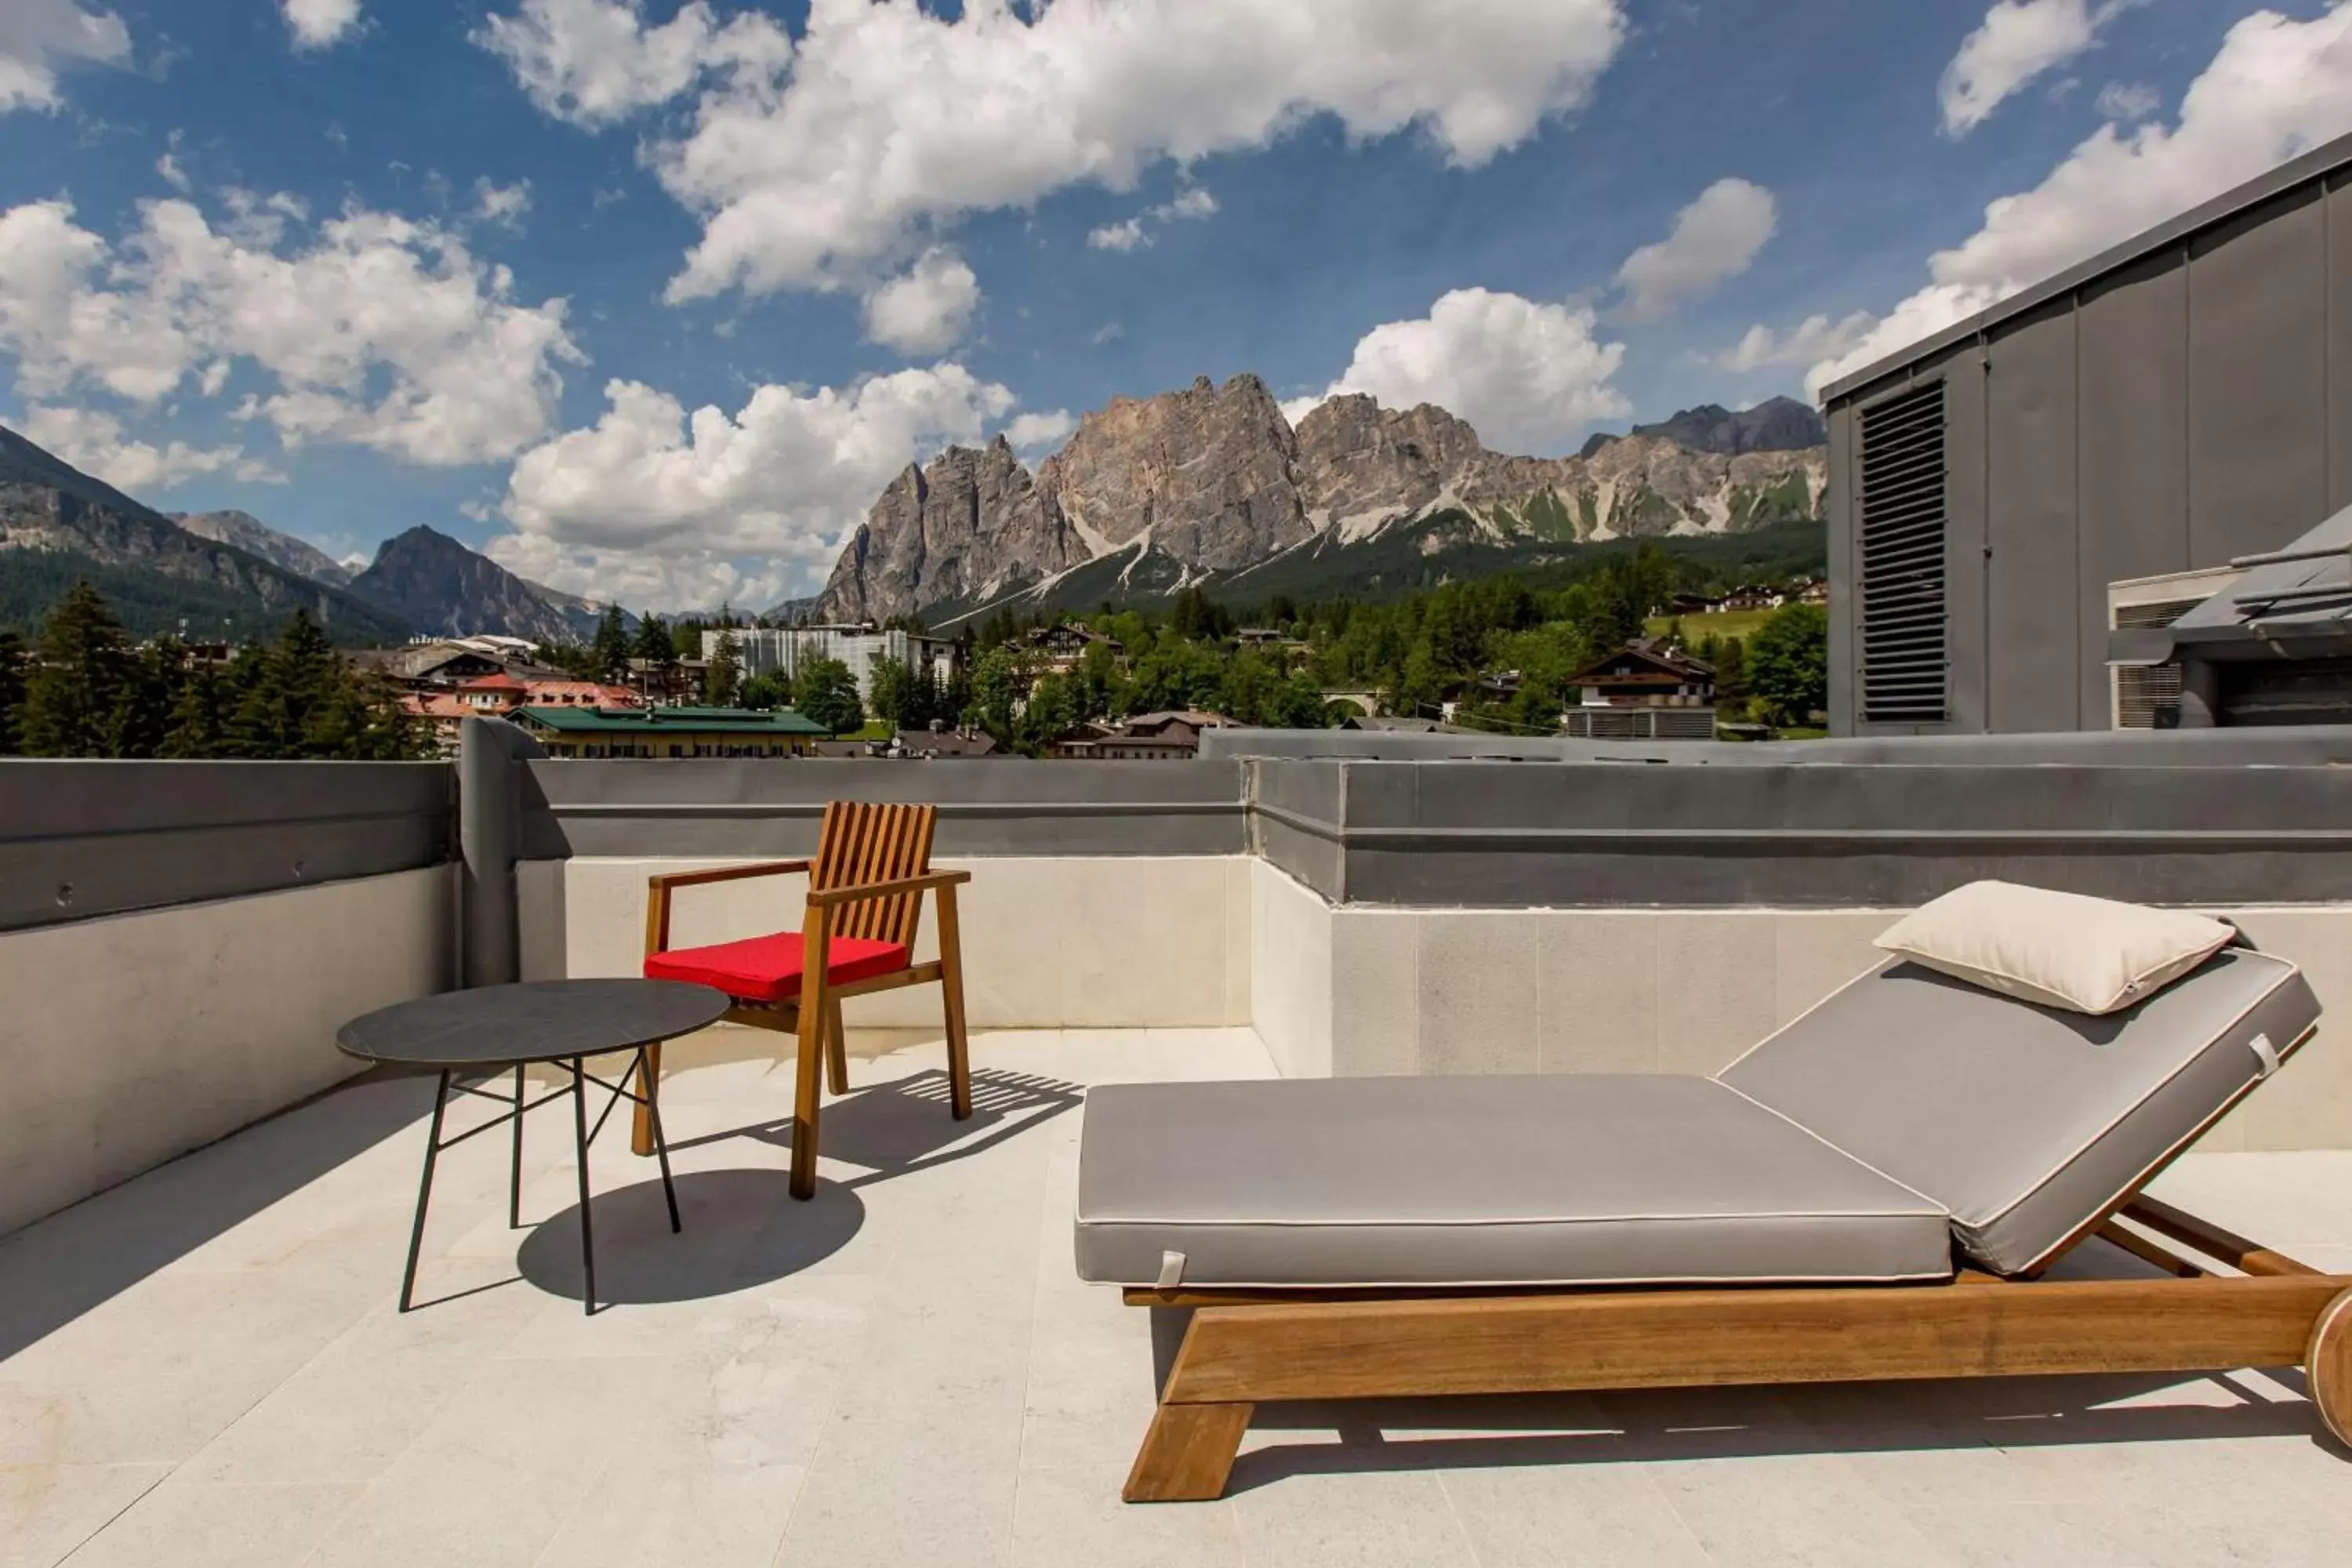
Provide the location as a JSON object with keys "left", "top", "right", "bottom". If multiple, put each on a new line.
{"left": 1984, "top": 303, "right": 2082, "bottom": 731}
{"left": 2076, "top": 249, "right": 2193, "bottom": 726}
{"left": 2187, "top": 186, "right": 2330, "bottom": 564}
{"left": 1827, "top": 401, "right": 1858, "bottom": 733}
{"left": 1938, "top": 350, "right": 1990, "bottom": 734}
{"left": 2329, "top": 172, "right": 2352, "bottom": 512}
{"left": 0, "top": 760, "right": 453, "bottom": 931}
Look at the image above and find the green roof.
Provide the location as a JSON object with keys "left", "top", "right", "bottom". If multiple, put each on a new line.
{"left": 514, "top": 705, "right": 829, "bottom": 735}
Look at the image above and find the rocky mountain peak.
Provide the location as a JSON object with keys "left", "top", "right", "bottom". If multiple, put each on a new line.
{"left": 347, "top": 524, "right": 578, "bottom": 646}
{"left": 172, "top": 508, "right": 355, "bottom": 587}
{"left": 811, "top": 377, "right": 1828, "bottom": 624}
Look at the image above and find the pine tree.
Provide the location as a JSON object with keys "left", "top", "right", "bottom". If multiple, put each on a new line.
{"left": 706, "top": 628, "right": 742, "bottom": 706}
{"left": 22, "top": 581, "right": 135, "bottom": 757}
{"left": 0, "top": 630, "right": 24, "bottom": 755}
{"left": 591, "top": 604, "right": 630, "bottom": 682}
{"left": 793, "top": 657, "right": 864, "bottom": 735}
{"left": 161, "top": 664, "right": 227, "bottom": 759}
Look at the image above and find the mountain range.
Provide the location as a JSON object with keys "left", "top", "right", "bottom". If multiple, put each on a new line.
{"left": 2, "top": 384, "right": 1825, "bottom": 644}
{"left": 815, "top": 381, "right": 1826, "bottom": 624}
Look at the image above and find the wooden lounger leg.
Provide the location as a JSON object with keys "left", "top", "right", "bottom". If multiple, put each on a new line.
{"left": 789, "top": 912, "right": 830, "bottom": 1201}
{"left": 630, "top": 1041, "right": 660, "bottom": 1156}
{"left": 1123, "top": 1400, "right": 1254, "bottom": 1503}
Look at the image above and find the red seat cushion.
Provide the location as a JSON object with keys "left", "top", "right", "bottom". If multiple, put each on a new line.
{"left": 643, "top": 931, "right": 913, "bottom": 1004}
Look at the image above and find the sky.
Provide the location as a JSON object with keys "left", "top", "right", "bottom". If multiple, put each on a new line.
{"left": 3, "top": 1, "right": 2350, "bottom": 611}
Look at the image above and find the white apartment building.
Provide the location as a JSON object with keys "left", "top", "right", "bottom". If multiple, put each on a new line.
{"left": 702, "top": 624, "right": 959, "bottom": 702}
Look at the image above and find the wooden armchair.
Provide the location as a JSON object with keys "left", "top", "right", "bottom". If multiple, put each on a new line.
{"left": 637, "top": 800, "right": 972, "bottom": 1199}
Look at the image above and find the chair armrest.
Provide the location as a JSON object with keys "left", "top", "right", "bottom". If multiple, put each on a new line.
{"left": 804, "top": 869, "right": 971, "bottom": 911}
{"left": 645, "top": 860, "right": 812, "bottom": 959}
{"left": 646, "top": 859, "right": 811, "bottom": 893}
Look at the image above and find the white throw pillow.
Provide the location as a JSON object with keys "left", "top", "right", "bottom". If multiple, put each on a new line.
{"left": 1873, "top": 881, "right": 2235, "bottom": 1016}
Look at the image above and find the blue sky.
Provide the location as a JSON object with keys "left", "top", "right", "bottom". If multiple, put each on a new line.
{"left": 2, "top": 0, "right": 2348, "bottom": 608}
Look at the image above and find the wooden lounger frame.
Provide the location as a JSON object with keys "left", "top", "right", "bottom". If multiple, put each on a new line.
{"left": 1116, "top": 1020, "right": 2352, "bottom": 1502}
{"left": 1123, "top": 1200, "right": 2352, "bottom": 1500}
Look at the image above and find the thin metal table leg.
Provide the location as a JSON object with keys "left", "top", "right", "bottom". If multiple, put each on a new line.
{"left": 570, "top": 1055, "right": 596, "bottom": 1316}
{"left": 509, "top": 1062, "right": 525, "bottom": 1229}
{"left": 642, "top": 1045, "right": 681, "bottom": 1233}
{"left": 399, "top": 1069, "right": 452, "bottom": 1312}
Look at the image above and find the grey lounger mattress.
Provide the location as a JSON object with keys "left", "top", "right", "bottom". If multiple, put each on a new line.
{"left": 1075, "top": 946, "right": 2318, "bottom": 1289}
{"left": 1076, "top": 1074, "right": 1952, "bottom": 1289}
{"left": 1724, "top": 946, "right": 2317, "bottom": 1275}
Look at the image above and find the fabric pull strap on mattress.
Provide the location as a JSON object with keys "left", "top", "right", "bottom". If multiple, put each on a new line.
{"left": 2251, "top": 1033, "right": 2281, "bottom": 1078}
{"left": 1158, "top": 1250, "right": 1187, "bottom": 1289}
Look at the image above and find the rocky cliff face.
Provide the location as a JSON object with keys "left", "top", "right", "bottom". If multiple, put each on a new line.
{"left": 347, "top": 524, "right": 579, "bottom": 646}
{"left": 1040, "top": 375, "right": 1313, "bottom": 570}
{"left": 172, "top": 510, "right": 354, "bottom": 586}
{"left": 818, "top": 436, "right": 1080, "bottom": 622}
{"left": 813, "top": 379, "right": 1828, "bottom": 622}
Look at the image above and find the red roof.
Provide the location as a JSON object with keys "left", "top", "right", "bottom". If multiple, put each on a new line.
{"left": 459, "top": 673, "right": 529, "bottom": 693}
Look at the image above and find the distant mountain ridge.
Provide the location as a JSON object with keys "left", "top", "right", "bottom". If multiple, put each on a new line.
{"left": 345, "top": 525, "right": 584, "bottom": 647}
{"left": 172, "top": 509, "right": 356, "bottom": 587}
{"left": 816, "top": 378, "right": 1827, "bottom": 624}
{"left": 0, "top": 421, "right": 411, "bottom": 644}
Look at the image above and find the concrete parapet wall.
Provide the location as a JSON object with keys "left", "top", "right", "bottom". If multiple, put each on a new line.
{"left": 521, "top": 855, "right": 1251, "bottom": 1030}
{"left": 0, "top": 866, "right": 455, "bottom": 1235}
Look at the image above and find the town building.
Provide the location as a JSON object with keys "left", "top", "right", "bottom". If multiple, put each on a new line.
{"left": 1562, "top": 639, "right": 1717, "bottom": 740}
{"left": 1025, "top": 623, "right": 1125, "bottom": 674}
{"left": 1047, "top": 710, "right": 1237, "bottom": 760}
{"left": 402, "top": 674, "right": 642, "bottom": 753}
{"left": 1823, "top": 128, "right": 2352, "bottom": 736}
{"left": 810, "top": 723, "right": 1002, "bottom": 760}
{"left": 507, "top": 705, "right": 828, "bottom": 758}
{"left": 705, "top": 625, "right": 958, "bottom": 702}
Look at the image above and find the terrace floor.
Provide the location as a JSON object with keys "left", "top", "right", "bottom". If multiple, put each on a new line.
{"left": 6, "top": 1025, "right": 2352, "bottom": 1568}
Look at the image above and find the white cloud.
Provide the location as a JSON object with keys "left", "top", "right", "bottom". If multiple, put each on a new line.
{"left": 474, "top": 0, "right": 791, "bottom": 129}
{"left": 1941, "top": 1, "right": 2126, "bottom": 136}
{"left": 1815, "top": 4, "right": 2352, "bottom": 395}
{"left": 1718, "top": 310, "right": 1876, "bottom": 375}
{"left": 156, "top": 130, "right": 192, "bottom": 194}
{"left": 0, "top": 194, "right": 582, "bottom": 466}
{"left": 1004, "top": 408, "right": 1075, "bottom": 452}
{"left": 1613, "top": 177, "right": 1777, "bottom": 321}
{"left": 0, "top": 1, "right": 130, "bottom": 113}
{"left": 282, "top": 0, "right": 362, "bottom": 51}
{"left": 1088, "top": 184, "right": 1219, "bottom": 252}
{"left": 474, "top": 177, "right": 532, "bottom": 229}
{"left": 492, "top": 364, "right": 1020, "bottom": 605}
{"left": 1304, "top": 287, "right": 1628, "bottom": 452}
{"left": 2096, "top": 80, "right": 2159, "bottom": 122}
{"left": 19, "top": 405, "right": 283, "bottom": 492}
{"left": 481, "top": 0, "right": 1624, "bottom": 300}
{"left": 1086, "top": 218, "right": 1148, "bottom": 252}
{"left": 859, "top": 246, "right": 980, "bottom": 354}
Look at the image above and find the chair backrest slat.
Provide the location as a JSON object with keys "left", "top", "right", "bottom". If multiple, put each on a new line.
{"left": 812, "top": 800, "right": 936, "bottom": 949}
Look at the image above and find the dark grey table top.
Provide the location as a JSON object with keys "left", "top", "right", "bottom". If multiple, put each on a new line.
{"left": 337, "top": 979, "right": 731, "bottom": 1068}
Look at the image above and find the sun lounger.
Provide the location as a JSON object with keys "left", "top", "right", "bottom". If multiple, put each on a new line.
{"left": 1076, "top": 925, "right": 2347, "bottom": 1501}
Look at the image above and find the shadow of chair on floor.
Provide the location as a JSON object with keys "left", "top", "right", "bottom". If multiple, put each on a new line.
{"left": 670, "top": 1065, "right": 1085, "bottom": 1189}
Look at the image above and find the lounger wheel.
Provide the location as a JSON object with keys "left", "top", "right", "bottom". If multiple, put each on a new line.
{"left": 2307, "top": 1287, "right": 2352, "bottom": 1450}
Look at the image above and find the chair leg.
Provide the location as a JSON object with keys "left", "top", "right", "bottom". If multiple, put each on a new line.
{"left": 937, "top": 884, "right": 973, "bottom": 1120}
{"left": 630, "top": 1041, "right": 661, "bottom": 1157}
{"left": 789, "top": 982, "right": 826, "bottom": 1202}
{"left": 824, "top": 996, "right": 849, "bottom": 1097}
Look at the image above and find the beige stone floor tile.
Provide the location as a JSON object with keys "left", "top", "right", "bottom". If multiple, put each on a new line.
{"left": 1011, "top": 1466, "right": 1243, "bottom": 1568}
{"left": 13, "top": 1034, "right": 2352, "bottom": 1567}
{"left": 60, "top": 1478, "right": 362, "bottom": 1568}
{"left": 0, "top": 1461, "right": 167, "bottom": 1568}
{"left": 1227, "top": 1463, "right": 1481, "bottom": 1568}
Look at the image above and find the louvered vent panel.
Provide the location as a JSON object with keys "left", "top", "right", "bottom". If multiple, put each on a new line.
{"left": 1858, "top": 384, "right": 1949, "bottom": 723}
{"left": 2111, "top": 596, "right": 2203, "bottom": 728}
